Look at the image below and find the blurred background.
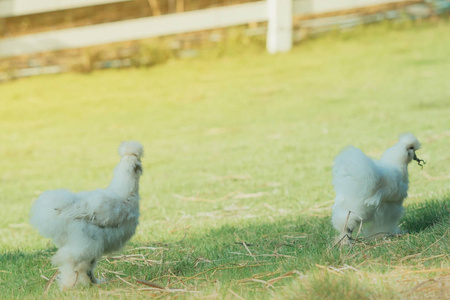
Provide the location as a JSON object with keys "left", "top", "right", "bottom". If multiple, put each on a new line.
{"left": 1, "top": 0, "right": 449, "bottom": 80}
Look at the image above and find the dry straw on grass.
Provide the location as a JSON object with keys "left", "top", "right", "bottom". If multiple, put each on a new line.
{"left": 43, "top": 269, "right": 59, "bottom": 295}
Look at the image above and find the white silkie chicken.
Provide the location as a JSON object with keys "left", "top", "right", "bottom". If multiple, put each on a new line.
{"left": 331, "top": 133, "right": 424, "bottom": 241}
{"left": 30, "top": 141, "right": 143, "bottom": 289}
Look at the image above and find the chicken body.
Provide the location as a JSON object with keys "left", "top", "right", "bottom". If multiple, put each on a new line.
{"left": 331, "top": 134, "right": 423, "bottom": 240}
{"left": 30, "top": 141, "right": 143, "bottom": 289}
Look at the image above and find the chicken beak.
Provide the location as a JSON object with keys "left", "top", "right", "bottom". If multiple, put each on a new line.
{"left": 413, "top": 152, "right": 426, "bottom": 168}
{"left": 134, "top": 162, "right": 142, "bottom": 174}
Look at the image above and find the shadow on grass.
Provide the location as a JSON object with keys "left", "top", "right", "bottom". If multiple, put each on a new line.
{"left": 125, "top": 198, "right": 450, "bottom": 281}
{"left": 0, "top": 248, "right": 56, "bottom": 295}
{"left": 1, "top": 198, "right": 448, "bottom": 296}
{"left": 401, "top": 197, "right": 450, "bottom": 233}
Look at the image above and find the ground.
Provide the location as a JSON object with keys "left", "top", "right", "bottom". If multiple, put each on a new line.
{"left": 0, "top": 19, "right": 449, "bottom": 299}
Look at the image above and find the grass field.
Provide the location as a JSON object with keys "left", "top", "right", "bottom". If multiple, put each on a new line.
{"left": 0, "top": 19, "right": 449, "bottom": 299}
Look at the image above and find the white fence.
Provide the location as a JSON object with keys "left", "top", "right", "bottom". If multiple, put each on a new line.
{"left": 0, "top": 0, "right": 413, "bottom": 58}
{"left": 0, "top": 1, "right": 268, "bottom": 57}
{"left": 0, "top": 0, "right": 130, "bottom": 17}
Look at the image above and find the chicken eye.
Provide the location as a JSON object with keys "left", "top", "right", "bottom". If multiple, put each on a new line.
{"left": 408, "top": 146, "right": 414, "bottom": 150}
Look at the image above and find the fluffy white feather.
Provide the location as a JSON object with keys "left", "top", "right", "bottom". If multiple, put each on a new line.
{"left": 30, "top": 141, "right": 144, "bottom": 290}
{"left": 331, "top": 134, "right": 424, "bottom": 241}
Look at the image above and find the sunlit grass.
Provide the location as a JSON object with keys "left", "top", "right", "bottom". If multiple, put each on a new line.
{"left": 0, "top": 19, "right": 449, "bottom": 298}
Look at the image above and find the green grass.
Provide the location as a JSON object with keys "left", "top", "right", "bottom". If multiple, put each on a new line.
{"left": 0, "top": 19, "right": 450, "bottom": 299}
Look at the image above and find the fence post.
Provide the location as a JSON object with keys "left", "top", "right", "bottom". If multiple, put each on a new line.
{"left": 266, "top": 0, "right": 293, "bottom": 54}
